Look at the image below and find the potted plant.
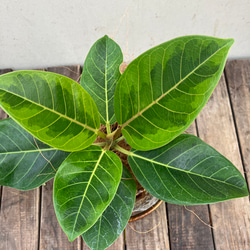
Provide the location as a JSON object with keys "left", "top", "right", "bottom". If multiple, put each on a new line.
{"left": 0, "top": 35, "right": 248, "bottom": 250}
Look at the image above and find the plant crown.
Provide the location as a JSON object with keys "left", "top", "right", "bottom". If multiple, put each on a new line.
{"left": 0, "top": 35, "right": 248, "bottom": 250}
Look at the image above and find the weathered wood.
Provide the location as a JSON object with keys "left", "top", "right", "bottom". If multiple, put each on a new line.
{"left": 39, "top": 66, "right": 82, "bottom": 250}
{"left": 47, "top": 65, "right": 82, "bottom": 82}
{"left": 0, "top": 69, "right": 39, "bottom": 250}
{"left": 0, "top": 108, "right": 7, "bottom": 120}
{"left": 0, "top": 187, "right": 40, "bottom": 250}
{"left": 39, "top": 179, "right": 81, "bottom": 250}
{"left": 225, "top": 59, "right": 250, "bottom": 188}
{"left": 125, "top": 202, "right": 169, "bottom": 250}
{"left": 196, "top": 73, "right": 250, "bottom": 249}
{"left": 167, "top": 123, "right": 215, "bottom": 250}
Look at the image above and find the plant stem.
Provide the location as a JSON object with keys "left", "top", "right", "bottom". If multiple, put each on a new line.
{"left": 113, "top": 144, "right": 132, "bottom": 156}
{"left": 106, "top": 128, "right": 118, "bottom": 140}
{"left": 106, "top": 122, "right": 111, "bottom": 134}
{"left": 92, "top": 142, "right": 107, "bottom": 147}
{"left": 97, "top": 130, "right": 106, "bottom": 139}
{"left": 115, "top": 135, "right": 125, "bottom": 143}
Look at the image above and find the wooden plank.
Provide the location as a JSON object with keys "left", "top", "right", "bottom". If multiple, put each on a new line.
{"left": 39, "top": 66, "right": 82, "bottom": 250}
{"left": 39, "top": 179, "right": 81, "bottom": 250}
{"left": 167, "top": 123, "right": 215, "bottom": 250}
{"left": 47, "top": 65, "right": 82, "bottom": 82}
{"left": 225, "top": 59, "right": 250, "bottom": 187}
{"left": 0, "top": 188, "right": 40, "bottom": 249}
{"left": 125, "top": 202, "right": 169, "bottom": 249}
{"left": 0, "top": 69, "right": 39, "bottom": 250}
{"left": 196, "top": 73, "right": 250, "bottom": 249}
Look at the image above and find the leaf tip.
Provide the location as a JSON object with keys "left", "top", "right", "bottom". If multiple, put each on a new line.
{"left": 226, "top": 38, "right": 235, "bottom": 47}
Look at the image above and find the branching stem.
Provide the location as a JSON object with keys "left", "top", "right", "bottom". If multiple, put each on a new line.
{"left": 115, "top": 135, "right": 125, "bottom": 143}
{"left": 97, "top": 130, "right": 107, "bottom": 139}
{"left": 106, "top": 128, "right": 118, "bottom": 140}
{"left": 106, "top": 122, "right": 111, "bottom": 134}
{"left": 92, "top": 142, "right": 107, "bottom": 147}
{"left": 114, "top": 144, "right": 132, "bottom": 156}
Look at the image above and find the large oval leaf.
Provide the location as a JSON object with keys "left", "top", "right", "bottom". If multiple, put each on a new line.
{"left": 0, "top": 118, "right": 69, "bottom": 190}
{"left": 114, "top": 36, "right": 234, "bottom": 150}
{"left": 82, "top": 166, "right": 136, "bottom": 250}
{"left": 53, "top": 146, "right": 122, "bottom": 242}
{"left": 0, "top": 70, "right": 100, "bottom": 151}
{"left": 81, "top": 35, "right": 123, "bottom": 126}
{"left": 128, "top": 134, "right": 248, "bottom": 205}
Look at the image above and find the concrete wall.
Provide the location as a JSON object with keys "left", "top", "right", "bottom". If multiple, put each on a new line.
{"left": 0, "top": 0, "right": 249, "bottom": 70}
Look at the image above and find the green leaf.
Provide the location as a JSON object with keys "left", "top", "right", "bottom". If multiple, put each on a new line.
{"left": 0, "top": 70, "right": 100, "bottom": 151}
{"left": 114, "top": 36, "right": 234, "bottom": 150}
{"left": 0, "top": 118, "right": 69, "bottom": 190}
{"left": 128, "top": 134, "right": 248, "bottom": 205}
{"left": 53, "top": 146, "right": 123, "bottom": 242}
{"left": 81, "top": 35, "right": 123, "bottom": 127}
{"left": 82, "top": 166, "right": 136, "bottom": 250}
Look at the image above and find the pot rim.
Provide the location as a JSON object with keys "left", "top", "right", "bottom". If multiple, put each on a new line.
{"left": 129, "top": 199, "right": 163, "bottom": 222}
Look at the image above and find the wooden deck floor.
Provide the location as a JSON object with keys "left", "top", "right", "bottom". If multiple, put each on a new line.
{"left": 0, "top": 59, "right": 249, "bottom": 250}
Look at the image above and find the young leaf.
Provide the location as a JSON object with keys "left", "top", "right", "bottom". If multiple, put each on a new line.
{"left": 81, "top": 35, "right": 123, "bottom": 127}
{"left": 114, "top": 36, "right": 234, "bottom": 150}
{"left": 0, "top": 70, "right": 100, "bottom": 151}
{"left": 0, "top": 118, "right": 69, "bottom": 190}
{"left": 82, "top": 166, "right": 136, "bottom": 250}
{"left": 53, "top": 146, "right": 123, "bottom": 242}
{"left": 128, "top": 134, "right": 248, "bottom": 205}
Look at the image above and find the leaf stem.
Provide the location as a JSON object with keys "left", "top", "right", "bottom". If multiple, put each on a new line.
{"left": 92, "top": 142, "right": 107, "bottom": 147}
{"left": 106, "top": 128, "right": 118, "bottom": 140}
{"left": 115, "top": 135, "right": 125, "bottom": 143}
{"left": 106, "top": 122, "right": 111, "bottom": 134}
{"left": 113, "top": 144, "right": 132, "bottom": 156}
{"left": 97, "top": 130, "right": 106, "bottom": 139}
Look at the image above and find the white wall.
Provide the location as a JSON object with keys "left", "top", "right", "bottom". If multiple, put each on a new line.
{"left": 0, "top": 0, "right": 249, "bottom": 70}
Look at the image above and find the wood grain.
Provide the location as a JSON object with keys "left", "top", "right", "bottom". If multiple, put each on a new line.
{"left": 0, "top": 187, "right": 40, "bottom": 250}
{"left": 167, "top": 123, "right": 215, "bottom": 250}
{"left": 125, "top": 202, "right": 169, "bottom": 250}
{"left": 39, "top": 66, "right": 82, "bottom": 250}
{"left": 39, "top": 179, "right": 81, "bottom": 250}
{"left": 196, "top": 73, "right": 250, "bottom": 249}
{"left": 47, "top": 65, "right": 82, "bottom": 82}
{"left": 225, "top": 59, "right": 250, "bottom": 188}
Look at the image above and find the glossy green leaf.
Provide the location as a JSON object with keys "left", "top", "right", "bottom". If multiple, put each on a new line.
{"left": 81, "top": 35, "right": 123, "bottom": 126}
{"left": 128, "top": 134, "right": 248, "bottom": 205}
{"left": 0, "top": 70, "right": 100, "bottom": 151}
{"left": 53, "top": 146, "right": 122, "bottom": 242}
{"left": 82, "top": 166, "right": 136, "bottom": 250}
{"left": 0, "top": 118, "right": 69, "bottom": 190}
{"left": 114, "top": 36, "right": 234, "bottom": 150}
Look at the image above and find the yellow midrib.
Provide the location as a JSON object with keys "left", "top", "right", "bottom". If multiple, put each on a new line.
{"left": 0, "top": 88, "right": 98, "bottom": 133}
{"left": 130, "top": 150, "right": 242, "bottom": 189}
{"left": 121, "top": 41, "right": 230, "bottom": 128}
{"left": 70, "top": 149, "right": 105, "bottom": 239}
